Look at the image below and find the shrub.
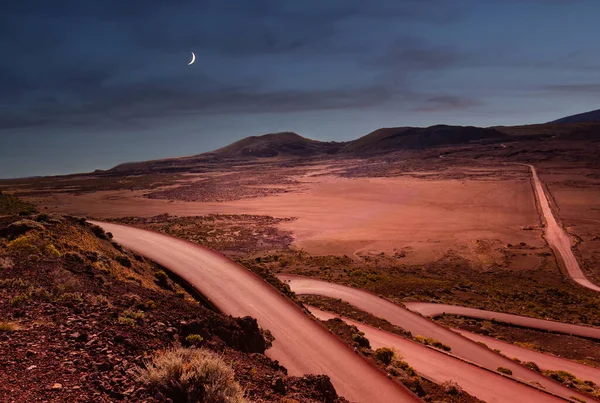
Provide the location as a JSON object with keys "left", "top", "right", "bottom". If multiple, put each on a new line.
{"left": 0, "top": 278, "right": 28, "bottom": 289}
{"left": 523, "top": 361, "right": 541, "bottom": 372}
{"left": 442, "top": 380, "right": 463, "bottom": 395}
{"left": 64, "top": 251, "right": 85, "bottom": 264}
{"left": 137, "top": 347, "right": 246, "bottom": 403}
{"left": 352, "top": 332, "right": 371, "bottom": 348}
{"left": 116, "top": 255, "right": 132, "bottom": 268}
{"left": 144, "top": 300, "right": 157, "bottom": 310}
{"left": 497, "top": 367, "right": 513, "bottom": 375}
{"left": 89, "top": 294, "right": 112, "bottom": 307}
{"left": 515, "top": 341, "right": 540, "bottom": 351}
{"left": 154, "top": 270, "right": 169, "bottom": 287}
{"left": 90, "top": 225, "right": 108, "bottom": 240}
{"left": 6, "top": 235, "right": 38, "bottom": 254}
{"left": 0, "top": 256, "right": 14, "bottom": 269}
{"left": 175, "top": 290, "right": 186, "bottom": 299}
{"left": 425, "top": 337, "right": 451, "bottom": 352}
{"left": 186, "top": 334, "right": 204, "bottom": 346}
{"left": 122, "top": 309, "right": 145, "bottom": 320}
{"left": 118, "top": 316, "right": 136, "bottom": 326}
{"left": 0, "top": 322, "right": 22, "bottom": 332}
{"left": 373, "top": 347, "right": 395, "bottom": 366}
{"left": 394, "top": 360, "right": 416, "bottom": 376}
{"left": 544, "top": 370, "right": 576, "bottom": 384}
{"left": 414, "top": 335, "right": 451, "bottom": 351}
{"left": 122, "top": 293, "right": 142, "bottom": 306}
{"left": 45, "top": 244, "right": 61, "bottom": 257}
{"left": 52, "top": 270, "right": 82, "bottom": 295}
{"left": 10, "top": 293, "right": 30, "bottom": 307}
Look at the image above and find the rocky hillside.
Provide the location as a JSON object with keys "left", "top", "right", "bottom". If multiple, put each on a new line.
{"left": 208, "top": 132, "right": 343, "bottom": 158}
{"left": 0, "top": 199, "right": 347, "bottom": 403}
{"left": 343, "top": 125, "right": 506, "bottom": 154}
{"left": 550, "top": 108, "right": 600, "bottom": 124}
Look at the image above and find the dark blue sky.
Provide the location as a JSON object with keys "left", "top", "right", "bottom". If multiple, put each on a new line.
{"left": 1, "top": 0, "right": 599, "bottom": 178}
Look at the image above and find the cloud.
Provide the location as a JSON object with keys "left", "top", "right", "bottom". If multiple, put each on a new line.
{"left": 413, "top": 95, "right": 482, "bottom": 112}
{"left": 0, "top": 79, "right": 391, "bottom": 130}
{"left": 367, "top": 37, "right": 470, "bottom": 71}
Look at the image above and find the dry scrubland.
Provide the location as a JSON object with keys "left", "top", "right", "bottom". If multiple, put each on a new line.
{"left": 0, "top": 194, "right": 350, "bottom": 403}
{"left": 1, "top": 124, "right": 600, "bottom": 402}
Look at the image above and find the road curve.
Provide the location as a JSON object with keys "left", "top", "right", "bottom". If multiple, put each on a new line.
{"left": 309, "top": 307, "right": 567, "bottom": 403}
{"left": 404, "top": 302, "right": 600, "bottom": 340}
{"left": 91, "top": 221, "right": 421, "bottom": 403}
{"left": 281, "top": 275, "right": 597, "bottom": 402}
{"left": 527, "top": 164, "right": 600, "bottom": 292}
{"left": 455, "top": 329, "right": 600, "bottom": 386}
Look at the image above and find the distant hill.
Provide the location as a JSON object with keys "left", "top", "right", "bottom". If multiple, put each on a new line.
{"left": 550, "top": 109, "right": 600, "bottom": 124}
{"left": 207, "top": 132, "right": 343, "bottom": 158}
{"left": 343, "top": 125, "right": 506, "bottom": 154}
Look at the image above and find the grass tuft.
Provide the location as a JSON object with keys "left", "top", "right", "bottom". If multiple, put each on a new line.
{"left": 0, "top": 322, "right": 22, "bottom": 332}
{"left": 137, "top": 347, "right": 246, "bottom": 403}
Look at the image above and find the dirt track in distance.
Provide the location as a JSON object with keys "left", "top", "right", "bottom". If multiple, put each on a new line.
{"left": 528, "top": 164, "right": 600, "bottom": 291}
{"left": 282, "top": 275, "right": 597, "bottom": 402}
{"left": 309, "top": 307, "right": 567, "bottom": 403}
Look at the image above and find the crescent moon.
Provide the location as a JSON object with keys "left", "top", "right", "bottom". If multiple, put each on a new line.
{"left": 188, "top": 52, "right": 196, "bottom": 65}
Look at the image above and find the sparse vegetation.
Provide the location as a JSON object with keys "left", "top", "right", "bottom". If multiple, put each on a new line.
{"left": 0, "top": 321, "right": 22, "bottom": 332}
{"left": 442, "top": 380, "right": 463, "bottom": 395}
{"left": 117, "top": 316, "right": 136, "bottom": 327}
{"left": 497, "top": 367, "right": 513, "bottom": 375}
{"left": 154, "top": 270, "right": 170, "bottom": 288}
{"left": 122, "top": 309, "right": 145, "bottom": 320}
{"left": 137, "top": 347, "right": 246, "bottom": 403}
{"left": 0, "top": 192, "right": 37, "bottom": 215}
{"left": 414, "top": 335, "right": 452, "bottom": 351}
{"left": 10, "top": 293, "right": 30, "bottom": 307}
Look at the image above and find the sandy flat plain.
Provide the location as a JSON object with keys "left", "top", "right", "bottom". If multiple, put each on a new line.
{"left": 28, "top": 168, "right": 545, "bottom": 266}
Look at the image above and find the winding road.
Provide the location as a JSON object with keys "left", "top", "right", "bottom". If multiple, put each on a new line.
{"left": 282, "top": 275, "right": 596, "bottom": 402}
{"left": 527, "top": 164, "right": 600, "bottom": 292}
{"left": 92, "top": 216, "right": 600, "bottom": 403}
{"left": 309, "top": 307, "right": 568, "bottom": 403}
{"left": 454, "top": 329, "right": 600, "bottom": 386}
{"left": 404, "top": 302, "right": 600, "bottom": 340}
{"left": 91, "top": 221, "right": 421, "bottom": 403}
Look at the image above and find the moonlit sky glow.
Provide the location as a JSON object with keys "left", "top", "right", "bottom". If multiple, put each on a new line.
{"left": 1, "top": 0, "right": 599, "bottom": 177}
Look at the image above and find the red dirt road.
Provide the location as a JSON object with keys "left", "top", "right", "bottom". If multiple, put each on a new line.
{"left": 309, "top": 307, "right": 566, "bottom": 403}
{"left": 91, "top": 222, "right": 421, "bottom": 403}
{"left": 404, "top": 302, "right": 600, "bottom": 340}
{"left": 455, "top": 329, "right": 600, "bottom": 385}
{"left": 281, "top": 275, "right": 596, "bottom": 402}
{"left": 528, "top": 164, "right": 600, "bottom": 292}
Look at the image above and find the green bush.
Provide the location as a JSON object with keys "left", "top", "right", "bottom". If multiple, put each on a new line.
{"left": 373, "top": 347, "right": 395, "bottom": 366}
{"left": 6, "top": 235, "right": 39, "bottom": 255}
{"left": 186, "top": 334, "right": 204, "bottom": 346}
